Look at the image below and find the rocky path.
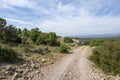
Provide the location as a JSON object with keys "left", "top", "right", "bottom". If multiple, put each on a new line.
{"left": 32, "top": 46, "right": 120, "bottom": 80}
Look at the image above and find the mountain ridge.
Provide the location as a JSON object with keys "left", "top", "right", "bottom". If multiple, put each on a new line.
{"left": 70, "top": 33, "right": 120, "bottom": 38}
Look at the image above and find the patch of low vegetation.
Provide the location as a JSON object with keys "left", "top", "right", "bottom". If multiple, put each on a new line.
{"left": 0, "top": 46, "right": 17, "bottom": 62}
{"left": 89, "top": 39, "right": 120, "bottom": 75}
{"left": 64, "top": 37, "right": 73, "bottom": 43}
{"left": 59, "top": 44, "right": 70, "bottom": 53}
{"left": 89, "top": 39, "right": 104, "bottom": 47}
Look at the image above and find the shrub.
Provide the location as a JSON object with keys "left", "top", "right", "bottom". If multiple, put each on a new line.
{"left": 59, "top": 44, "right": 69, "bottom": 53}
{"left": 46, "top": 32, "right": 58, "bottom": 46}
{"left": 56, "top": 41, "right": 60, "bottom": 46}
{"left": 89, "top": 40, "right": 104, "bottom": 47}
{"left": 36, "top": 32, "right": 60, "bottom": 46}
{"left": 89, "top": 40, "right": 120, "bottom": 75}
{"left": 36, "top": 34, "right": 46, "bottom": 45}
{"left": 0, "top": 47, "right": 17, "bottom": 62}
{"left": 30, "top": 28, "right": 40, "bottom": 43}
{"left": 64, "top": 37, "right": 73, "bottom": 43}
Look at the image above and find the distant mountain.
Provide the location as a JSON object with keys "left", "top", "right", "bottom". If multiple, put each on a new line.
{"left": 72, "top": 33, "right": 120, "bottom": 38}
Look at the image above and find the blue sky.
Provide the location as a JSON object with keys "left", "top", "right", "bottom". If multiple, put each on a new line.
{"left": 0, "top": 0, "right": 120, "bottom": 36}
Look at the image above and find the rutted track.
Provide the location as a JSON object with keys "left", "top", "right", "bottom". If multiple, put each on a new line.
{"left": 33, "top": 46, "right": 120, "bottom": 80}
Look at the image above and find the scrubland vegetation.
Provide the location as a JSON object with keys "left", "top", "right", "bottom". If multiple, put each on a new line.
{"left": 59, "top": 44, "right": 70, "bottom": 53}
{"left": 89, "top": 38, "right": 120, "bottom": 75}
{"left": 0, "top": 46, "right": 17, "bottom": 62}
{"left": 0, "top": 18, "right": 75, "bottom": 64}
{"left": 64, "top": 37, "right": 73, "bottom": 43}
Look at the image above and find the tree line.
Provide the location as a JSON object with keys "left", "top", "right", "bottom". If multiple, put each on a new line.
{"left": 0, "top": 18, "right": 60, "bottom": 46}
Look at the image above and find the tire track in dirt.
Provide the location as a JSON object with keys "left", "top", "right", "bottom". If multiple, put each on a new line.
{"left": 33, "top": 46, "right": 120, "bottom": 80}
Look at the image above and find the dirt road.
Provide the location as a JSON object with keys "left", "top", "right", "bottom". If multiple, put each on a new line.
{"left": 32, "top": 46, "right": 119, "bottom": 80}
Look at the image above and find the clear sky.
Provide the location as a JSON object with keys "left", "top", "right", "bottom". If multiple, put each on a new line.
{"left": 0, "top": 0, "right": 120, "bottom": 36}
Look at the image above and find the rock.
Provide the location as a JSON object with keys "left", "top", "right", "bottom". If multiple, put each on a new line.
{"left": 11, "top": 67, "right": 16, "bottom": 71}
{"left": 5, "top": 66, "right": 15, "bottom": 75}
{"left": 12, "top": 72, "right": 18, "bottom": 80}
{"left": 31, "top": 60, "right": 35, "bottom": 67}
{"left": 35, "top": 71, "right": 40, "bottom": 74}
{"left": 0, "top": 76, "right": 7, "bottom": 79}
{"left": 16, "top": 69, "right": 23, "bottom": 74}
{"left": 34, "top": 49, "right": 42, "bottom": 54}
{"left": 23, "top": 69, "right": 30, "bottom": 75}
{"left": 6, "top": 66, "right": 16, "bottom": 72}
{"left": 32, "top": 65, "right": 38, "bottom": 69}
{"left": 6, "top": 65, "right": 12, "bottom": 71}
{"left": 44, "top": 47, "right": 49, "bottom": 51}
{"left": 65, "top": 74, "right": 68, "bottom": 76}
{"left": 23, "top": 75, "right": 32, "bottom": 80}
{"left": 5, "top": 71, "right": 9, "bottom": 74}
{"left": 23, "top": 76, "right": 29, "bottom": 80}
{"left": 42, "top": 58, "right": 46, "bottom": 63}
{"left": 21, "top": 63, "right": 27, "bottom": 68}
{"left": 30, "top": 61, "right": 38, "bottom": 69}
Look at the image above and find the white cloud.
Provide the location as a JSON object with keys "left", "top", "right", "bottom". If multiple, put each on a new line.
{"left": 6, "top": 18, "right": 38, "bottom": 27}
{"left": 40, "top": 15, "right": 120, "bottom": 36}
{"left": 0, "top": 0, "right": 53, "bottom": 15}
{"left": 58, "top": 2, "right": 75, "bottom": 13}
{"left": 0, "top": 0, "right": 38, "bottom": 9}
{"left": 0, "top": 0, "right": 120, "bottom": 36}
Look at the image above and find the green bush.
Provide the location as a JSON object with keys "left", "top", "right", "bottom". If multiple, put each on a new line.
{"left": 56, "top": 41, "right": 60, "bottom": 46}
{"left": 30, "top": 28, "right": 40, "bottom": 43}
{"left": 89, "top": 40, "right": 104, "bottom": 47}
{"left": 36, "top": 34, "right": 47, "bottom": 45}
{"left": 46, "top": 32, "right": 58, "bottom": 46}
{"left": 59, "top": 44, "right": 69, "bottom": 53}
{"left": 89, "top": 40, "right": 120, "bottom": 75}
{"left": 0, "top": 47, "right": 17, "bottom": 62}
{"left": 36, "top": 32, "right": 60, "bottom": 46}
{"left": 64, "top": 37, "right": 73, "bottom": 43}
